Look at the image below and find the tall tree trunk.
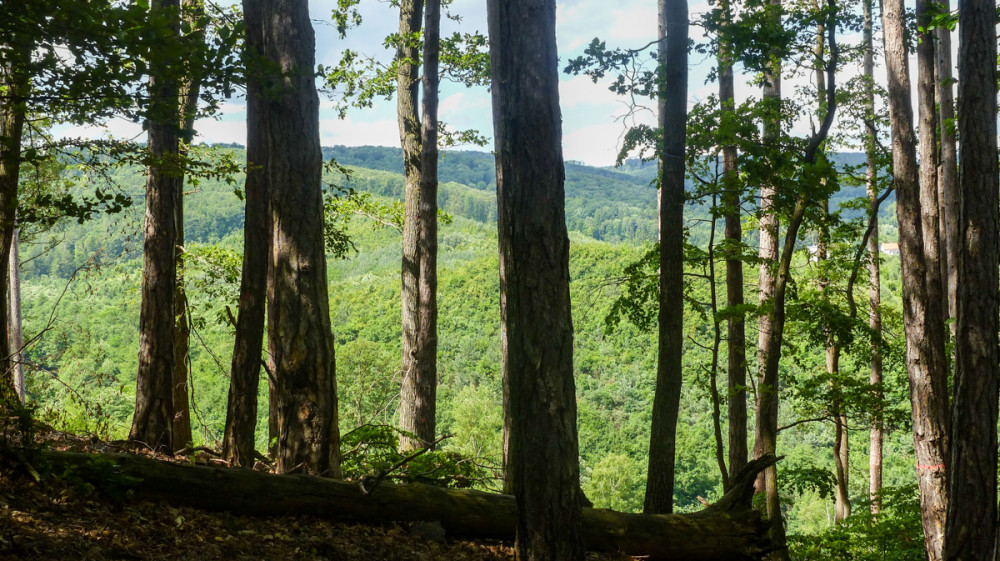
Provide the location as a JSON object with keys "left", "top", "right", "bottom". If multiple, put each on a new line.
{"left": 881, "top": 0, "right": 950, "bottom": 556}
{"left": 933, "top": 1, "right": 958, "bottom": 327}
{"left": 400, "top": 0, "right": 440, "bottom": 452}
{"left": 130, "top": 0, "right": 181, "bottom": 452}
{"left": 718, "top": 0, "right": 747, "bottom": 485}
{"left": 8, "top": 225, "right": 22, "bottom": 403}
{"left": 944, "top": 0, "right": 998, "bottom": 555}
{"left": 258, "top": 0, "right": 341, "bottom": 478}
{"left": 396, "top": 0, "right": 428, "bottom": 452}
{"left": 915, "top": 0, "right": 946, "bottom": 367}
{"left": 862, "top": 0, "right": 883, "bottom": 513}
{"left": 222, "top": 0, "right": 271, "bottom": 468}
{"left": 0, "top": 45, "right": 29, "bottom": 406}
{"left": 753, "top": 0, "right": 784, "bottom": 554}
{"left": 810, "top": 15, "right": 850, "bottom": 522}
{"left": 487, "top": 0, "right": 583, "bottom": 558}
{"left": 169, "top": 0, "right": 205, "bottom": 453}
{"left": 644, "top": 0, "right": 688, "bottom": 516}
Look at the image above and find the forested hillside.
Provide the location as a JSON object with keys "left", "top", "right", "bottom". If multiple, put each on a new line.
{"left": 6, "top": 0, "right": 996, "bottom": 558}
{"left": 22, "top": 146, "right": 917, "bottom": 536}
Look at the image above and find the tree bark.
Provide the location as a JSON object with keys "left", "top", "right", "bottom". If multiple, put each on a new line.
{"left": 881, "top": 0, "right": 950, "bottom": 557}
{"left": 8, "top": 226, "right": 22, "bottom": 403}
{"left": 42, "top": 450, "right": 779, "bottom": 561}
{"left": 259, "top": 0, "right": 341, "bottom": 478}
{"left": 487, "top": 0, "right": 583, "bottom": 558}
{"left": 944, "top": 0, "right": 998, "bottom": 556}
{"left": 222, "top": 0, "right": 271, "bottom": 468}
{"left": 753, "top": 0, "right": 785, "bottom": 556}
{"left": 130, "top": 0, "right": 181, "bottom": 452}
{"left": 0, "top": 44, "right": 29, "bottom": 406}
{"left": 644, "top": 0, "right": 688, "bottom": 516}
{"left": 169, "top": 0, "right": 205, "bottom": 453}
{"left": 915, "top": 0, "right": 947, "bottom": 366}
{"left": 399, "top": 0, "right": 440, "bottom": 452}
{"left": 933, "top": 0, "right": 958, "bottom": 326}
{"left": 396, "top": 0, "right": 429, "bottom": 452}
{"left": 862, "top": 0, "right": 883, "bottom": 513}
{"left": 718, "top": 0, "right": 747, "bottom": 485}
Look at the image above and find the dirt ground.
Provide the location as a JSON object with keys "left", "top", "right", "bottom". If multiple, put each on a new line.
{"left": 0, "top": 430, "right": 636, "bottom": 561}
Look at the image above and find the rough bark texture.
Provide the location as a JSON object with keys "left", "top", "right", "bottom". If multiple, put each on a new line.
{"left": 933, "top": 1, "right": 957, "bottom": 325}
{"left": 396, "top": 0, "right": 429, "bottom": 452}
{"left": 399, "top": 0, "right": 439, "bottom": 452}
{"left": 645, "top": 0, "right": 688, "bottom": 516}
{"left": 260, "top": 0, "right": 341, "bottom": 478}
{"left": 719, "top": 0, "right": 746, "bottom": 484}
{"left": 487, "top": 1, "right": 583, "bottom": 558}
{"left": 43, "top": 451, "right": 778, "bottom": 561}
{"left": 0, "top": 45, "right": 27, "bottom": 406}
{"left": 222, "top": 0, "right": 270, "bottom": 468}
{"left": 752, "top": 0, "right": 784, "bottom": 555}
{"left": 944, "top": 0, "right": 998, "bottom": 556}
{"left": 169, "top": 0, "right": 206, "bottom": 453}
{"left": 8, "top": 227, "right": 22, "bottom": 403}
{"left": 862, "top": 0, "right": 882, "bottom": 512}
{"left": 915, "top": 0, "right": 947, "bottom": 369}
{"left": 130, "top": 0, "right": 180, "bottom": 452}
{"left": 881, "top": 0, "right": 950, "bottom": 557}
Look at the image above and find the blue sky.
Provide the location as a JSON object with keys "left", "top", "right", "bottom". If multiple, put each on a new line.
{"left": 66, "top": 0, "right": 922, "bottom": 167}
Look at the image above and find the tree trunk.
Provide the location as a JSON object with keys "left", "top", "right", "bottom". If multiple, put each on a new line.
{"left": 718, "top": 0, "right": 746, "bottom": 485}
{"left": 222, "top": 0, "right": 271, "bottom": 468}
{"left": 943, "top": 0, "right": 998, "bottom": 556}
{"left": 487, "top": 0, "right": 583, "bottom": 558}
{"left": 915, "top": 0, "right": 947, "bottom": 365}
{"left": 934, "top": 0, "right": 958, "bottom": 326}
{"left": 644, "top": 0, "right": 688, "bottom": 516}
{"left": 0, "top": 45, "right": 29, "bottom": 406}
{"left": 42, "top": 451, "right": 779, "bottom": 561}
{"left": 399, "top": 0, "right": 440, "bottom": 452}
{"left": 130, "top": 0, "right": 180, "bottom": 452}
{"left": 753, "top": 0, "right": 785, "bottom": 556}
{"left": 169, "top": 0, "right": 206, "bottom": 453}
{"left": 8, "top": 226, "right": 23, "bottom": 403}
{"left": 259, "top": 0, "right": 341, "bottom": 478}
{"left": 396, "top": 0, "right": 428, "bottom": 452}
{"left": 862, "top": 0, "right": 883, "bottom": 513}
{"left": 881, "top": 0, "right": 950, "bottom": 557}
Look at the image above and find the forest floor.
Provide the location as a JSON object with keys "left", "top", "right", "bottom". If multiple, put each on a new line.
{"left": 1, "top": 429, "right": 637, "bottom": 561}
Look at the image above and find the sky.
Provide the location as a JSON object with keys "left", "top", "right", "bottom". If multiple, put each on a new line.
{"left": 62, "top": 0, "right": 924, "bottom": 167}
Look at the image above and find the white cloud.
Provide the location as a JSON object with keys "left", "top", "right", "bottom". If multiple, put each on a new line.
{"left": 320, "top": 116, "right": 400, "bottom": 148}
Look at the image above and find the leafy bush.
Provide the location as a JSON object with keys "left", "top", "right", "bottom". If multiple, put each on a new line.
{"left": 789, "top": 485, "right": 926, "bottom": 561}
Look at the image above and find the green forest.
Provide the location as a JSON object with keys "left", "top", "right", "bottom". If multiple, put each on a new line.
{"left": 2, "top": 0, "right": 997, "bottom": 560}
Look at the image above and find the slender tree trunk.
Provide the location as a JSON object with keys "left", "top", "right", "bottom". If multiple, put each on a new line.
{"left": 934, "top": 1, "right": 958, "bottom": 326}
{"left": 8, "top": 226, "right": 22, "bottom": 403}
{"left": 400, "top": 0, "right": 439, "bottom": 451}
{"left": 753, "top": 0, "right": 784, "bottom": 555}
{"left": 644, "top": 0, "right": 688, "bottom": 516}
{"left": 222, "top": 0, "right": 271, "bottom": 468}
{"left": 396, "top": 0, "right": 428, "bottom": 452}
{"left": 882, "top": 0, "right": 950, "bottom": 556}
{"left": 130, "top": 0, "right": 181, "bottom": 452}
{"left": 944, "top": 0, "right": 998, "bottom": 556}
{"left": 487, "top": 0, "right": 583, "bottom": 558}
{"left": 0, "top": 45, "right": 29, "bottom": 406}
{"left": 259, "top": 0, "right": 341, "bottom": 478}
{"left": 862, "top": 0, "right": 883, "bottom": 513}
{"left": 169, "top": 0, "right": 205, "bottom": 453}
{"left": 706, "top": 200, "right": 729, "bottom": 490}
{"left": 718, "top": 0, "right": 747, "bottom": 484}
{"left": 915, "top": 0, "right": 947, "bottom": 367}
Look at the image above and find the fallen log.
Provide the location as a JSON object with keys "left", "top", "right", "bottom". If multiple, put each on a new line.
{"left": 41, "top": 450, "right": 778, "bottom": 560}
